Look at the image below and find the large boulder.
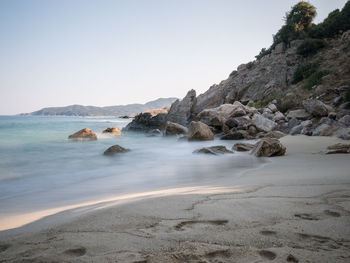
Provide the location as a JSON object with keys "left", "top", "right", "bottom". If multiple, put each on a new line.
{"left": 251, "top": 138, "right": 286, "bottom": 157}
{"left": 220, "top": 129, "right": 253, "bottom": 140}
{"left": 196, "top": 109, "right": 224, "bottom": 128}
{"left": 233, "top": 142, "right": 255, "bottom": 151}
{"left": 225, "top": 116, "right": 253, "bottom": 130}
{"left": 102, "top": 127, "right": 121, "bottom": 136}
{"left": 303, "top": 99, "right": 329, "bottom": 117}
{"left": 104, "top": 145, "right": 130, "bottom": 155}
{"left": 164, "top": 121, "right": 188, "bottom": 135}
{"left": 264, "top": 130, "right": 286, "bottom": 139}
{"left": 188, "top": 121, "right": 214, "bottom": 141}
{"left": 167, "top": 89, "right": 197, "bottom": 126}
{"left": 286, "top": 109, "right": 311, "bottom": 120}
{"left": 124, "top": 112, "right": 167, "bottom": 132}
{"left": 68, "top": 128, "right": 97, "bottom": 141}
{"left": 339, "top": 115, "right": 350, "bottom": 127}
{"left": 193, "top": 146, "right": 233, "bottom": 155}
{"left": 252, "top": 114, "right": 277, "bottom": 132}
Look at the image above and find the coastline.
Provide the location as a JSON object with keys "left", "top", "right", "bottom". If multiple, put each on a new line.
{"left": 1, "top": 135, "right": 350, "bottom": 262}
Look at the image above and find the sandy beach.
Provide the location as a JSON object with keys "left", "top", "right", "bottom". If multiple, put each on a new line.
{"left": 0, "top": 135, "right": 350, "bottom": 263}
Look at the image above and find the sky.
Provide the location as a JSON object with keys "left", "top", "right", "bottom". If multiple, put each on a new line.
{"left": 0, "top": 0, "right": 348, "bottom": 115}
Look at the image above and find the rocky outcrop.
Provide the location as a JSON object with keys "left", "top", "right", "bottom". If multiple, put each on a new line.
{"left": 164, "top": 122, "right": 188, "bottom": 136}
{"left": 124, "top": 112, "right": 167, "bottom": 132}
{"left": 251, "top": 138, "right": 286, "bottom": 157}
{"left": 220, "top": 129, "right": 252, "bottom": 140}
{"left": 193, "top": 146, "right": 233, "bottom": 155}
{"left": 104, "top": 145, "right": 130, "bottom": 155}
{"left": 166, "top": 90, "right": 197, "bottom": 126}
{"left": 188, "top": 121, "right": 214, "bottom": 141}
{"left": 102, "top": 127, "right": 121, "bottom": 135}
{"left": 252, "top": 114, "right": 277, "bottom": 132}
{"left": 68, "top": 128, "right": 97, "bottom": 141}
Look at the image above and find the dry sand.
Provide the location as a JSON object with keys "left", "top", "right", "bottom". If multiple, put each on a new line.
{"left": 0, "top": 135, "right": 349, "bottom": 262}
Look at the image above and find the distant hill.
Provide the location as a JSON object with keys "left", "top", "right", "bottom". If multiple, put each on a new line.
{"left": 21, "top": 98, "right": 177, "bottom": 117}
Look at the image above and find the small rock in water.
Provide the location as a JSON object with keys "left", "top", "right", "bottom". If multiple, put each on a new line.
{"left": 193, "top": 146, "right": 233, "bottom": 155}
{"left": 104, "top": 145, "right": 130, "bottom": 155}
{"left": 102, "top": 127, "right": 122, "bottom": 135}
{"left": 68, "top": 128, "right": 98, "bottom": 141}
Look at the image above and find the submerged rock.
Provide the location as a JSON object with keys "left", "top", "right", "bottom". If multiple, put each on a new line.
{"left": 193, "top": 145, "right": 233, "bottom": 155}
{"left": 232, "top": 142, "right": 256, "bottom": 151}
{"left": 102, "top": 127, "right": 122, "bottom": 135}
{"left": 188, "top": 121, "right": 214, "bottom": 141}
{"left": 104, "top": 145, "right": 130, "bottom": 155}
{"left": 251, "top": 138, "right": 286, "bottom": 157}
{"left": 164, "top": 121, "right": 188, "bottom": 135}
{"left": 68, "top": 128, "right": 97, "bottom": 141}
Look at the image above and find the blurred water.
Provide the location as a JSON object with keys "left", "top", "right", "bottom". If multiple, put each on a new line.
{"left": 0, "top": 116, "right": 265, "bottom": 221}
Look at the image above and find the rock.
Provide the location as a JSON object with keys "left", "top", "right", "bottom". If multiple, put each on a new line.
{"left": 264, "top": 130, "right": 286, "bottom": 139}
{"left": 124, "top": 112, "right": 167, "bottom": 132}
{"left": 290, "top": 124, "right": 303, "bottom": 135}
{"left": 303, "top": 99, "right": 329, "bottom": 117}
{"left": 273, "top": 111, "right": 285, "bottom": 122}
{"left": 339, "top": 115, "right": 350, "bottom": 127}
{"left": 220, "top": 129, "right": 253, "bottom": 140}
{"left": 103, "top": 145, "right": 130, "bottom": 155}
{"left": 68, "top": 128, "right": 97, "bottom": 141}
{"left": 193, "top": 146, "right": 233, "bottom": 155}
{"left": 230, "top": 106, "right": 246, "bottom": 117}
{"left": 188, "top": 121, "right": 214, "bottom": 141}
{"left": 225, "top": 116, "right": 253, "bottom": 130}
{"left": 197, "top": 109, "right": 224, "bottom": 128}
{"left": 278, "top": 92, "right": 300, "bottom": 112}
{"left": 339, "top": 102, "right": 350, "bottom": 110}
{"left": 328, "top": 112, "right": 337, "bottom": 120}
{"left": 248, "top": 125, "right": 258, "bottom": 136}
{"left": 286, "top": 109, "right": 311, "bottom": 120}
{"left": 333, "top": 96, "right": 344, "bottom": 107}
{"left": 149, "top": 129, "right": 162, "bottom": 135}
{"left": 251, "top": 138, "right": 286, "bottom": 157}
{"left": 325, "top": 143, "right": 350, "bottom": 154}
{"left": 233, "top": 142, "right": 255, "bottom": 151}
{"left": 268, "top": 103, "right": 278, "bottom": 113}
{"left": 262, "top": 112, "right": 274, "bottom": 120}
{"left": 301, "top": 120, "right": 313, "bottom": 127}
{"left": 252, "top": 114, "right": 277, "bottom": 132}
{"left": 102, "top": 127, "right": 121, "bottom": 135}
{"left": 312, "top": 124, "right": 338, "bottom": 136}
{"left": 164, "top": 122, "right": 188, "bottom": 135}
{"left": 167, "top": 89, "right": 197, "bottom": 126}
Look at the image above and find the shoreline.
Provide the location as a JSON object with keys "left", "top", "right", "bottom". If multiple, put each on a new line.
{"left": 1, "top": 135, "right": 350, "bottom": 262}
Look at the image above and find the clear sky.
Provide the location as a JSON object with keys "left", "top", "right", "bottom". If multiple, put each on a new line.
{"left": 0, "top": 0, "right": 347, "bottom": 115}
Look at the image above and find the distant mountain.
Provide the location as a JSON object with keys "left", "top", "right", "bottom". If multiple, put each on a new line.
{"left": 21, "top": 98, "right": 177, "bottom": 117}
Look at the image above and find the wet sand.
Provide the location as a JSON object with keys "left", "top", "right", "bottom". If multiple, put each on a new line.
{"left": 0, "top": 135, "right": 349, "bottom": 262}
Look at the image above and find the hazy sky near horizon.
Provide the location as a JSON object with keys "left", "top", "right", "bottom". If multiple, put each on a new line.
{"left": 0, "top": 0, "right": 347, "bottom": 114}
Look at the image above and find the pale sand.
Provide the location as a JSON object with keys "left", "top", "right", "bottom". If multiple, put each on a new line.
{"left": 0, "top": 135, "right": 349, "bottom": 262}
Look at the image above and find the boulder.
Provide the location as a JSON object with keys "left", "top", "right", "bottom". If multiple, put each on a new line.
{"left": 290, "top": 124, "right": 303, "bottom": 135}
{"left": 167, "top": 89, "right": 197, "bottom": 126}
{"left": 193, "top": 146, "right": 233, "bottom": 155}
{"left": 233, "top": 142, "right": 255, "bottom": 151}
{"left": 164, "top": 122, "right": 188, "bottom": 136}
{"left": 104, "top": 145, "right": 130, "bottom": 155}
{"left": 267, "top": 103, "right": 278, "bottom": 113}
{"left": 251, "top": 138, "right": 286, "bottom": 157}
{"left": 339, "top": 115, "right": 350, "bottom": 127}
{"left": 225, "top": 116, "right": 253, "bottom": 130}
{"left": 325, "top": 143, "right": 350, "bottom": 154}
{"left": 252, "top": 114, "right": 277, "bottom": 132}
{"left": 220, "top": 130, "right": 253, "bottom": 140}
{"left": 303, "top": 99, "right": 329, "bottom": 117}
{"left": 124, "top": 112, "right": 167, "bottom": 132}
{"left": 273, "top": 111, "right": 285, "bottom": 122}
{"left": 188, "top": 121, "right": 214, "bottom": 141}
{"left": 102, "top": 127, "right": 121, "bottom": 136}
{"left": 312, "top": 124, "right": 338, "bottom": 136}
{"left": 278, "top": 92, "right": 300, "bottom": 112}
{"left": 286, "top": 109, "right": 311, "bottom": 120}
{"left": 68, "top": 128, "right": 97, "bottom": 141}
{"left": 197, "top": 109, "right": 224, "bottom": 128}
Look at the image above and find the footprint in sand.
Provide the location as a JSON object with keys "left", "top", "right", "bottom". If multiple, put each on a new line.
{"left": 174, "top": 220, "right": 228, "bottom": 231}
{"left": 324, "top": 210, "right": 341, "bottom": 217}
{"left": 294, "top": 213, "right": 319, "bottom": 220}
{"left": 260, "top": 230, "right": 277, "bottom": 236}
{"left": 258, "top": 250, "right": 277, "bottom": 260}
{"left": 63, "top": 247, "right": 86, "bottom": 257}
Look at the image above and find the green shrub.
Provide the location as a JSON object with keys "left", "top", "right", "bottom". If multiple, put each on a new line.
{"left": 255, "top": 48, "right": 272, "bottom": 60}
{"left": 302, "top": 70, "right": 329, "bottom": 90}
{"left": 297, "top": 39, "right": 326, "bottom": 57}
{"left": 292, "top": 63, "right": 318, "bottom": 84}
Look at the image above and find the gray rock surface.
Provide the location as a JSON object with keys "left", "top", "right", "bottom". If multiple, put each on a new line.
{"left": 164, "top": 122, "right": 188, "bottom": 136}
{"left": 188, "top": 121, "right": 214, "bottom": 141}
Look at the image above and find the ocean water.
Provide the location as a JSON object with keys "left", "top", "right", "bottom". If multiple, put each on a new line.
{"left": 0, "top": 116, "right": 265, "bottom": 227}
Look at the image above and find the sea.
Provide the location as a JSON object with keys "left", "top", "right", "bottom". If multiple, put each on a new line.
{"left": 0, "top": 115, "right": 265, "bottom": 229}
